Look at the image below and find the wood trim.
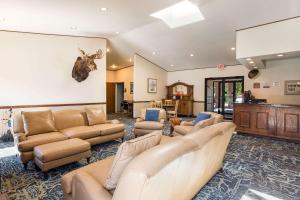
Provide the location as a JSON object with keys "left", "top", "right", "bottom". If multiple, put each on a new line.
{"left": 133, "top": 101, "right": 151, "bottom": 103}
{"left": 0, "top": 102, "right": 106, "bottom": 109}
{"left": 193, "top": 100, "right": 205, "bottom": 103}
{"left": 167, "top": 64, "right": 241, "bottom": 72}
{"left": 167, "top": 81, "right": 194, "bottom": 87}
{"left": 236, "top": 16, "right": 300, "bottom": 32}
{"left": 0, "top": 29, "right": 107, "bottom": 40}
{"left": 134, "top": 53, "right": 168, "bottom": 72}
{"left": 107, "top": 64, "right": 133, "bottom": 71}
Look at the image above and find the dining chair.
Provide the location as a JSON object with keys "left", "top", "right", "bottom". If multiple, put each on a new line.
{"left": 167, "top": 100, "right": 179, "bottom": 118}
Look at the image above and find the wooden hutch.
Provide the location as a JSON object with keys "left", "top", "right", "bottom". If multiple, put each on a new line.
{"left": 166, "top": 82, "right": 194, "bottom": 116}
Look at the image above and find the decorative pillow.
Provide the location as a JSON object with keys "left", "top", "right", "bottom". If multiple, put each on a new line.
{"left": 85, "top": 106, "right": 106, "bottom": 126}
{"left": 105, "top": 131, "right": 162, "bottom": 190}
{"left": 22, "top": 110, "right": 57, "bottom": 136}
{"left": 145, "top": 109, "right": 160, "bottom": 121}
{"left": 194, "top": 113, "right": 211, "bottom": 125}
{"left": 192, "top": 117, "right": 215, "bottom": 131}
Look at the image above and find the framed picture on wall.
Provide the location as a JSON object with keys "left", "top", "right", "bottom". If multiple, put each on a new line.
{"left": 147, "top": 78, "right": 157, "bottom": 93}
{"left": 130, "top": 82, "right": 134, "bottom": 94}
{"left": 285, "top": 80, "right": 300, "bottom": 95}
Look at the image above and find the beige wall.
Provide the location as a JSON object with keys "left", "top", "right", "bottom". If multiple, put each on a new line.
{"left": 168, "top": 58, "right": 300, "bottom": 115}
{"left": 133, "top": 54, "right": 167, "bottom": 117}
{"left": 106, "top": 66, "right": 134, "bottom": 101}
{"left": 0, "top": 31, "right": 107, "bottom": 106}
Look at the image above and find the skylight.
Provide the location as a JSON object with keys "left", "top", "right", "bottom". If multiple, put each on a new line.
{"left": 150, "top": 0, "right": 205, "bottom": 29}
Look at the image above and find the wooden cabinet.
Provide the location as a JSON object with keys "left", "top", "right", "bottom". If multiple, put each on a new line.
{"left": 166, "top": 82, "right": 193, "bottom": 116}
{"left": 234, "top": 103, "right": 300, "bottom": 141}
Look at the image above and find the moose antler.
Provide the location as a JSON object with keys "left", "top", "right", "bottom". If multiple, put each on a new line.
{"left": 91, "top": 49, "right": 103, "bottom": 59}
{"left": 78, "top": 48, "right": 86, "bottom": 57}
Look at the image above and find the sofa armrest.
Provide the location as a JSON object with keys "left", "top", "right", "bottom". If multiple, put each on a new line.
{"left": 159, "top": 119, "right": 165, "bottom": 124}
{"left": 72, "top": 172, "right": 112, "bottom": 200}
{"left": 180, "top": 121, "right": 194, "bottom": 126}
{"left": 15, "top": 132, "right": 27, "bottom": 142}
{"left": 106, "top": 119, "right": 120, "bottom": 124}
{"left": 136, "top": 118, "right": 144, "bottom": 122}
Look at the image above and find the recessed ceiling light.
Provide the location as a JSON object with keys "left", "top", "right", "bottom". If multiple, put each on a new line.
{"left": 0, "top": 17, "right": 5, "bottom": 22}
{"left": 231, "top": 47, "right": 236, "bottom": 51}
{"left": 106, "top": 48, "right": 110, "bottom": 53}
{"left": 150, "top": 0, "right": 205, "bottom": 29}
{"left": 152, "top": 52, "right": 156, "bottom": 55}
{"left": 253, "top": 66, "right": 258, "bottom": 69}
{"left": 277, "top": 54, "right": 284, "bottom": 57}
{"left": 70, "top": 26, "right": 78, "bottom": 30}
{"left": 170, "top": 64, "right": 174, "bottom": 67}
{"left": 190, "top": 53, "right": 194, "bottom": 57}
{"left": 100, "top": 7, "right": 107, "bottom": 11}
{"left": 111, "top": 65, "right": 117, "bottom": 69}
{"left": 129, "top": 57, "right": 132, "bottom": 62}
{"left": 249, "top": 61, "right": 254, "bottom": 64}
{"left": 246, "top": 58, "right": 252, "bottom": 61}
{"left": 115, "top": 31, "right": 120, "bottom": 34}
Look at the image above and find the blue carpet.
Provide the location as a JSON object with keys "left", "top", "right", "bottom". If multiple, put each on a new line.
{"left": 0, "top": 114, "right": 299, "bottom": 200}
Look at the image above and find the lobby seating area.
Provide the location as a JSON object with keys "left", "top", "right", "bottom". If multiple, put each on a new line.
{"left": 1, "top": 1, "right": 300, "bottom": 200}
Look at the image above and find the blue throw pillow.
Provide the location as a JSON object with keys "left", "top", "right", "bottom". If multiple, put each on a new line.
{"left": 145, "top": 110, "right": 160, "bottom": 121}
{"left": 194, "top": 113, "right": 211, "bottom": 125}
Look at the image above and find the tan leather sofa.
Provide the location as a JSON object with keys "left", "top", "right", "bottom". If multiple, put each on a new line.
{"left": 14, "top": 109, "right": 125, "bottom": 168}
{"left": 134, "top": 108, "right": 166, "bottom": 137}
{"left": 174, "top": 111, "right": 224, "bottom": 136}
{"left": 62, "top": 122, "right": 236, "bottom": 200}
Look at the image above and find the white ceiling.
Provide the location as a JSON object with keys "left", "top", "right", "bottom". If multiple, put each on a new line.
{"left": 1, "top": 0, "right": 300, "bottom": 71}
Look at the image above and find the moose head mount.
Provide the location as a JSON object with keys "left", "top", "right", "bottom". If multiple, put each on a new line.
{"left": 72, "top": 48, "right": 103, "bottom": 82}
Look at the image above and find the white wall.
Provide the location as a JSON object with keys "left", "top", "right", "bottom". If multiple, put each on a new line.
{"left": 236, "top": 17, "right": 300, "bottom": 59}
{"left": 0, "top": 31, "right": 107, "bottom": 106}
{"left": 133, "top": 54, "right": 167, "bottom": 117}
{"left": 168, "top": 58, "right": 300, "bottom": 115}
{"left": 107, "top": 66, "right": 133, "bottom": 100}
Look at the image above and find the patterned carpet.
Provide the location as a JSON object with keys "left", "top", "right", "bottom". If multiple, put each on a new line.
{"left": 0, "top": 114, "right": 300, "bottom": 200}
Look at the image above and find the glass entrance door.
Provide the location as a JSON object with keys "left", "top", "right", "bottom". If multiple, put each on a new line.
{"left": 205, "top": 76, "right": 244, "bottom": 119}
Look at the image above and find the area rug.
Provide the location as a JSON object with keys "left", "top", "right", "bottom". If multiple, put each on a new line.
{"left": 0, "top": 116, "right": 299, "bottom": 200}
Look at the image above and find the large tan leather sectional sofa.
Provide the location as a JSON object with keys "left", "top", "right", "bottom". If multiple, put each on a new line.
{"left": 14, "top": 109, "right": 125, "bottom": 168}
{"left": 62, "top": 121, "right": 236, "bottom": 200}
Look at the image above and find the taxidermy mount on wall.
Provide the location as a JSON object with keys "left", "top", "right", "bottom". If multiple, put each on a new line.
{"left": 72, "top": 48, "right": 103, "bottom": 82}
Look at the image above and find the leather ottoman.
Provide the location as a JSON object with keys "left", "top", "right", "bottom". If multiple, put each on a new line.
{"left": 34, "top": 138, "right": 91, "bottom": 176}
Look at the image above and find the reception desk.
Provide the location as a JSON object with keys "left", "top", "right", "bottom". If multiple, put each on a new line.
{"left": 233, "top": 103, "right": 300, "bottom": 141}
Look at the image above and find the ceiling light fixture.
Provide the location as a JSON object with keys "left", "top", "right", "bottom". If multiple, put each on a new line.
{"left": 150, "top": 0, "right": 205, "bottom": 29}
{"left": 170, "top": 64, "right": 174, "bottom": 67}
{"left": 106, "top": 48, "right": 110, "bottom": 53}
{"left": 249, "top": 61, "right": 254, "bottom": 64}
{"left": 231, "top": 47, "right": 236, "bottom": 51}
{"left": 129, "top": 58, "right": 132, "bottom": 62}
{"left": 0, "top": 17, "right": 5, "bottom": 22}
{"left": 277, "top": 54, "right": 284, "bottom": 57}
{"left": 115, "top": 31, "right": 120, "bottom": 34}
{"left": 70, "top": 26, "right": 78, "bottom": 30}
{"left": 152, "top": 52, "right": 156, "bottom": 55}
{"left": 111, "top": 65, "right": 117, "bottom": 69}
{"left": 190, "top": 53, "right": 194, "bottom": 57}
{"left": 100, "top": 7, "right": 107, "bottom": 11}
{"left": 253, "top": 66, "right": 258, "bottom": 69}
{"left": 246, "top": 58, "right": 252, "bottom": 61}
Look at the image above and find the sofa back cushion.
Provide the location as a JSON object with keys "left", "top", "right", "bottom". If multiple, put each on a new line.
{"left": 22, "top": 110, "right": 57, "bottom": 136}
{"left": 53, "top": 110, "right": 87, "bottom": 130}
{"left": 13, "top": 112, "right": 25, "bottom": 133}
{"left": 105, "top": 131, "right": 162, "bottom": 190}
{"left": 85, "top": 106, "right": 106, "bottom": 126}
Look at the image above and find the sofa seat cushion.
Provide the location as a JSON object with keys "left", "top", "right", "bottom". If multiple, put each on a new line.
{"left": 61, "top": 126, "right": 101, "bottom": 139}
{"left": 174, "top": 125, "right": 193, "bottom": 135}
{"left": 18, "top": 132, "right": 67, "bottom": 152}
{"left": 62, "top": 156, "right": 115, "bottom": 194}
{"left": 134, "top": 121, "right": 163, "bottom": 130}
{"left": 34, "top": 138, "right": 90, "bottom": 162}
{"left": 93, "top": 124, "right": 125, "bottom": 136}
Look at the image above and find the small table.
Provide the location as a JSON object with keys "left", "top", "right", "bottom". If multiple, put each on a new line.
{"left": 169, "top": 117, "right": 181, "bottom": 136}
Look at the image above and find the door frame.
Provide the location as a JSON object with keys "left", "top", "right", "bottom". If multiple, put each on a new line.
{"left": 204, "top": 76, "right": 244, "bottom": 118}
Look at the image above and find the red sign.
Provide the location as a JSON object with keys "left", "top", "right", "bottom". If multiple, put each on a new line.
{"left": 217, "top": 64, "right": 225, "bottom": 70}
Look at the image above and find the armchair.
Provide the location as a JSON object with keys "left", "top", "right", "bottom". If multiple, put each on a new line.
{"left": 134, "top": 108, "right": 166, "bottom": 137}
